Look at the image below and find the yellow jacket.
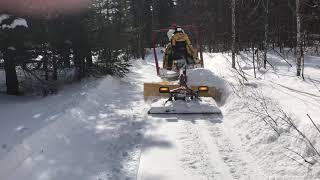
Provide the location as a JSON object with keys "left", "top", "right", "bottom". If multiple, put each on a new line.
{"left": 163, "top": 32, "right": 199, "bottom": 69}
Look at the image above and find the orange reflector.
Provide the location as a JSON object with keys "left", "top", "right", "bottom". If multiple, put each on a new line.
{"left": 159, "top": 87, "right": 170, "bottom": 93}
{"left": 198, "top": 86, "right": 209, "bottom": 92}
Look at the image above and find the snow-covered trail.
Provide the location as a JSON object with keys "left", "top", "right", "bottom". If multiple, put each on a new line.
{"left": 136, "top": 50, "right": 266, "bottom": 180}
{"left": 137, "top": 114, "right": 266, "bottom": 180}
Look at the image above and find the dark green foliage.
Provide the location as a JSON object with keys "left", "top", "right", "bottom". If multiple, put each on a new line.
{"left": 93, "top": 49, "right": 131, "bottom": 78}
{"left": 0, "top": 0, "right": 136, "bottom": 94}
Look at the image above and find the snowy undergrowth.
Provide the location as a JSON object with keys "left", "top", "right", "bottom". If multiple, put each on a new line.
{"left": 187, "top": 68, "right": 230, "bottom": 104}
{"left": 204, "top": 51, "right": 320, "bottom": 179}
{"left": 0, "top": 67, "right": 78, "bottom": 96}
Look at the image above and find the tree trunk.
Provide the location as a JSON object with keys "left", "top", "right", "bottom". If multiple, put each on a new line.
{"left": 53, "top": 56, "right": 58, "bottom": 81}
{"left": 43, "top": 54, "right": 49, "bottom": 81}
{"left": 73, "top": 49, "right": 82, "bottom": 80}
{"left": 81, "top": 54, "right": 86, "bottom": 78}
{"left": 106, "top": 49, "right": 112, "bottom": 73}
{"left": 139, "top": 32, "right": 145, "bottom": 60}
{"left": 137, "top": 33, "right": 142, "bottom": 59}
{"left": 86, "top": 46, "right": 93, "bottom": 67}
{"left": 263, "top": 0, "right": 269, "bottom": 69}
{"left": 231, "top": 0, "right": 236, "bottom": 69}
{"left": 61, "top": 45, "right": 71, "bottom": 68}
{"left": 296, "top": 0, "right": 303, "bottom": 76}
{"left": 3, "top": 50, "right": 19, "bottom": 95}
{"left": 252, "top": 44, "right": 256, "bottom": 78}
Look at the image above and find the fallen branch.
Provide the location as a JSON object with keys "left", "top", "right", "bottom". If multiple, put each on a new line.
{"left": 307, "top": 114, "right": 320, "bottom": 135}
{"left": 272, "top": 48, "right": 293, "bottom": 67}
{"left": 284, "top": 154, "right": 312, "bottom": 170}
{"left": 285, "top": 147, "right": 315, "bottom": 165}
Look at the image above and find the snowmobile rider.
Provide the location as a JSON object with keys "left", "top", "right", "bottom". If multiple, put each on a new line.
{"left": 163, "top": 24, "right": 199, "bottom": 70}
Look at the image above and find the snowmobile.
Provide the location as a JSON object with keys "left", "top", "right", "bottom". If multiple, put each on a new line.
{"left": 144, "top": 25, "right": 221, "bottom": 114}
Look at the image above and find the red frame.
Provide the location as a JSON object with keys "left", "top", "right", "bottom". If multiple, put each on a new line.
{"left": 152, "top": 25, "right": 204, "bottom": 76}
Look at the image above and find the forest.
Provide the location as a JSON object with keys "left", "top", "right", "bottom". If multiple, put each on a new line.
{"left": 0, "top": 0, "right": 319, "bottom": 95}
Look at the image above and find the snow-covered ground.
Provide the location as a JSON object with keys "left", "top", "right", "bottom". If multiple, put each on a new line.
{"left": 0, "top": 48, "right": 320, "bottom": 179}
{"left": 0, "top": 74, "right": 149, "bottom": 179}
{"left": 203, "top": 49, "right": 320, "bottom": 179}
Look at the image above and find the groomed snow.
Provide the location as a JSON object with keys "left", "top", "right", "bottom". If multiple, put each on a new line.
{"left": 187, "top": 68, "right": 230, "bottom": 103}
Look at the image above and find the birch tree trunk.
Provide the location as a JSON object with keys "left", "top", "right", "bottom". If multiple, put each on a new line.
{"left": 231, "top": 0, "right": 236, "bottom": 69}
{"left": 252, "top": 44, "right": 256, "bottom": 78}
{"left": 263, "top": 0, "right": 269, "bottom": 69}
{"left": 296, "top": 0, "right": 303, "bottom": 76}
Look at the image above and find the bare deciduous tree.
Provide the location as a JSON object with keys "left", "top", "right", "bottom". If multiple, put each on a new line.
{"left": 231, "top": 0, "right": 236, "bottom": 69}
{"left": 296, "top": 0, "right": 304, "bottom": 76}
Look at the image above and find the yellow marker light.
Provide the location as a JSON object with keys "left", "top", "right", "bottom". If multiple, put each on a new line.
{"left": 198, "top": 86, "right": 209, "bottom": 92}
{"left": 159, "top": 87, "right": 170, "bottom": 93}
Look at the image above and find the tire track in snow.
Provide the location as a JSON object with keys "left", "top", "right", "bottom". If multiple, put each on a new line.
{"left": 178, "top": 118, "right": 218, "bottom": 180}
{"left": 209, "top": 125, "right": 247, "bottom": 179}
{"left": 202, "top": 120, "right": 266, "bottom": 180}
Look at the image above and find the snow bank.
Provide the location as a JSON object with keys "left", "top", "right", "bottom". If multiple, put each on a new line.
{"left": 205, "top": 52, "right": 320, "bottom": 179}
{"left": 0, "top": 72, "right": 146, "bottom": 179}
{"left": 187, "top": 68, "right": 230, "bottom": 102}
